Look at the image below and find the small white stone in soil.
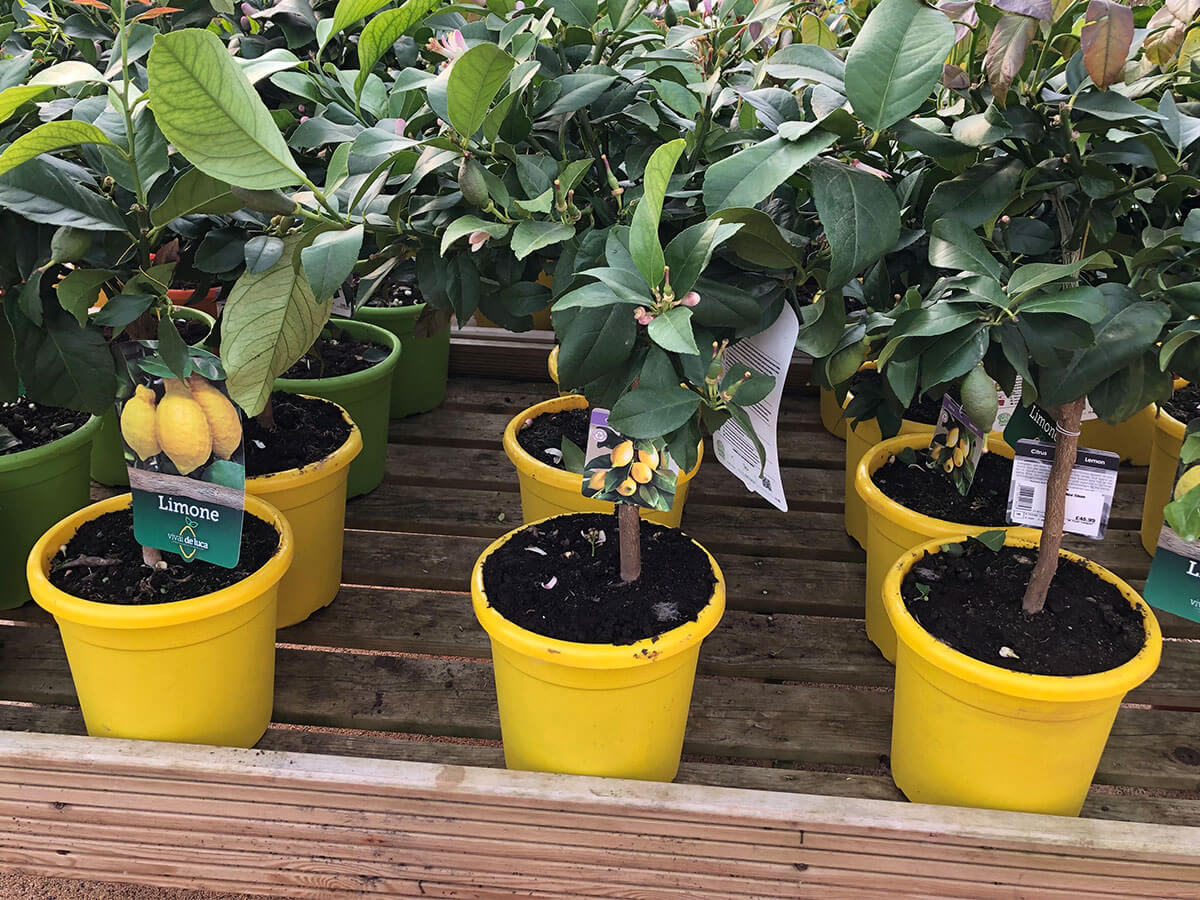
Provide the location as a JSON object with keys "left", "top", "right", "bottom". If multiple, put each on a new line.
{"left": 253, "top": 439, "right": 266, "bottom": 449}
{"left": 652, "top": 601, "right": 679, "bottom": 622}
{"left": 999, "top": 646, "right": 1019, "bottom": 659}
{"left": 543, "top": 448, "right": 562, "bottom": 462}
{"left": 525, "top": 546, "right": 547, "bottom": 556}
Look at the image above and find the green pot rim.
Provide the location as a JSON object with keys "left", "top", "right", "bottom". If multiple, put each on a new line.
{"left": 0, "top": 412, "right": 102, "bottom": 475}
{"left": 275, "top": 319, "right": 403, "bottom": 390}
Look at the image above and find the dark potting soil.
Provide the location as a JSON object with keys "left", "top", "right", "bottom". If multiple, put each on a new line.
{"left": 0, "top": 399, "right": 89, "bottom": 456}
{"left": 243, "top": 392, "right": 353, "bottom": 477}
{"left": 873, "top": 449, "right": 1012, "bottom": 525}
{"left": 1163, "top": 382, "right": 1200, "bottom": 423}
{"left": 282, "top": 333, "right": 389, "bottom": 379}
{"left": 481, "top": 512, "right": 716, "bottom": 644}
{"left": 901, "top": 542, "right": 1145, "bottom": 675}
{"left": 364, "top": 276, "right": 424, "bottom": 308}
{"left": 48, "top": 508, "right": 279, "bottom": 606}
{"left": 174, "top": 317, "right": 210, "bottom": 346}
{"left": 515, "top": 407, "right": 591, "bottom": 470}
{"left": 847, "top": 370, "right": 950, "bottom": 425}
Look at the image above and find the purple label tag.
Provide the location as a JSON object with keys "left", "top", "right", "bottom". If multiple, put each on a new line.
{"left": 580, "top": 408, "right": 678, "bottom": 511}
{"left": 928, "top": 395, "right": 985, "bottom": 496}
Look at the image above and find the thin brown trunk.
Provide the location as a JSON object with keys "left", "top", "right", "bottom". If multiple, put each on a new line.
{"left": 1021, "top": 397, "right": 1085, "bottom": 613}
{"left": 141, "top": 545, "right": 163, "bottom": 568}
{"left": 618, "top": 504, "right": 641, "bottom": 583}
{"left": 255, "top": 395, "right": 276, "bottom": 431}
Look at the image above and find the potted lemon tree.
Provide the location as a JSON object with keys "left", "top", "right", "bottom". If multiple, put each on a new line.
{"left": 824, "top": 0, "right": 1195, "bottom": 814}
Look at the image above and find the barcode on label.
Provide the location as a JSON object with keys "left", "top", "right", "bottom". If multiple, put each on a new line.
{"left": 1016, "top": 484, "right": 1036, "bottom": 511}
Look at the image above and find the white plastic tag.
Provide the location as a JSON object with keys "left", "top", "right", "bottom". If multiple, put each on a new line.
{"left": 713, "top": 303, "right": 799, "bottom": 512}
{"left": 1006, "top": 439, "right": 1118, "bottom": 540}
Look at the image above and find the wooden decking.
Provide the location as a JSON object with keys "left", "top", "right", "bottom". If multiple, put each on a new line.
{"left": 3, "top": 336, "right": 1200, "bottom": 897}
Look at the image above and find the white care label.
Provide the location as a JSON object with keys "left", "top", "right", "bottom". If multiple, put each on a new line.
{"left": 1006, "top": 439, "right": 1119, "bottom": 540}
{"left": 713, "top": 303, "right": 799, "bottom": 512}
{"left": 331, "top": 285, "right": 353, "bottom": 317}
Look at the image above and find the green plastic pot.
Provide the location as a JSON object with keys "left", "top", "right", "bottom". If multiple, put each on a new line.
{"left": 275, "top": 319, "right": 401, "bottom": 498}
{"left": 2, "top": 413, "right": 101, "bottom": 609}
{"left": 90, "top": 307, "right": 216, "bottom": 487}
{"left": 354, "top": 303, "right": 449, "bottom": 418}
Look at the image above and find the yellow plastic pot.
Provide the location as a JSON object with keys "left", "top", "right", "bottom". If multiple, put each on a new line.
{"left": 819, "top": 386, "right": 847, "bottom": 440}
{"left": 28, "top": 493, "right": 294, "bottom": 748}
{"left": 1079, "top": 404, "right": 1155, "bottom": 466}
{"left": 883, "top": 534, "right": 1162, "bottom": 815}
{"left": 503, "top": 395, "right": 701, "bottom": 528}
{"left": 471, "top": 515, "right": 725, "bottom": 780}
{"left": 857, "top": 433, "right": 1038, "bottom": 663}
{"left": 246, "top": 397, "right": 362, "bottom": 628}
{"left": 1141, "top": 401, "right": 1186, "bottom": 556}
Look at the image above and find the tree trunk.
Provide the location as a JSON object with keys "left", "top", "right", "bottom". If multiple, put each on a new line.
{"left": 255, "top": 395, "right": 276, "bottom": 431}
{"left": 1021, "top": 397, "right": 1086, "bottom": 614}
{"left": 618, "top": 503, "right": 641, "bottom": 583}
{"left": 142, "top": 545, "right": 163, "bottom": 568}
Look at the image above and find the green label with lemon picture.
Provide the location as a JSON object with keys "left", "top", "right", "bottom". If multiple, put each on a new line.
{"left": 118, "top": 341, "right": 246, "bottom": 568}
{"left": 581, "top": 409, "right": 677, "bottom": 512}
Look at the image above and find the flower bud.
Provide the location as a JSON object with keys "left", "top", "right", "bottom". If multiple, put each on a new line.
{"left": 680, "top": 291, "right": 700, "bottom": 307}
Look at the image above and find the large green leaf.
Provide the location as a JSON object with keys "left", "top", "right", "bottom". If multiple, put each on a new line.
{"left": 608, "top": 385, "right": 699, "bottom": 439}
{"left": 924, "top": 159, "right": 1023, "bottom": 227}
{"left": 0, "top": 158, "right": 126, "bottom": 231}
{"left": 150, "top": 168, "right": 240, "bottom": 227}
{"left": 810, "top": 157, "right": 900, "bottom": 288}
{"left": 446, "top": 43, "right": 515, "bottom": 139}
{"left": 221, "top": 233, "right": 333, "bottom": 415}
{"left": 322, "top": 0, "right": 392, "bottom": 53}
{"left": 762, "top": 44, "right": 845, "bottom": 89}
{"left": 56, "top": 268, "right": 115, "bottom": 326}
{"left": 511, "top": 220, "right": 575, "bottom": 260}
{"left": 0, "top": 85, "right": 48, "bottom": 125}
{"left": 702, "top": 132, "right": 834, "bottom": 214}
{"left": 629, "top": 138, "right": 685, "bottom": 287}
{"left": 647, "top": 307, "right": 699, "bottom": 354}
{"left": 439, "top": 214, "right": 510, "bottom": 255}
{"left": 148, "top": 29, "right": 305, "bottom": 190}
{"left": 6, "top": 301, "right": 114, "bottom": 415}
{"left": 920, "top": 322, "right": 988, "bottom": 386}
{"left": 547, "top": 0, "right": 597, "bottom": 27}
{"left": 1007, "top": 252, "right": 1111, "bottom": 297}
{"left": 354, "top": 0, "right": 441, "bottom": 98}
{"left": 663, "top": 220, "right": 743, "bottom": 297}
{"left": 301, "top": 225, "right": 364, "bottom": 302}
{"left": 0, "top": 121, "right": 115, "bottom": 177}
{"left": 557, "top": 303, "right": 637, "bottom": 387}
{"left": 1087, "top": 351, "right": 1171, "bottom": 424}
{"left": 928, "top": 218, "right": 1005, "bottom": 280}
{"left": 844, "top": 0, "right": 956, "bottom": 131}
{"left": 545, "top": 70, "right": 619, "bottom": 117}
{"left": 709, "top": 208, "right": 802, "bottom": 269}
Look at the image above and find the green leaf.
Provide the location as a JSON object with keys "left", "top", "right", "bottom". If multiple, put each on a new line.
{"left": 560, "top": 435, "right": 586, "bottom": 473}
{"left": 0, "top": 121, "right": 115, "bottom": 177}
{"left": 647, "top": 307, "right": 699, "bottom": 354}
{"left": 893, "top": 303, "right": 980, "bottom": 337}
{"left": 150, "top": 168, "right": 240, "bottom": 227}
{"left": 557, "top": 304, "right": 637, "bottom": 386}
{"left": 810, "top": 157, "right": 900, "bottom": 288}
{"left": 355, "top": 0, "right": 441, "bottom": 98}
{"left": 709, "top": 208, "right": 801, "bottom": 270}
{"left": 148, "top": 29, "right": 305, "bottom": 190}
{"left": 236, "top": 48, "right": 303, "bottom": 85}
{"left": 221, "top": 233, "right": 333, "bottom": 416}
{"left": 56, "top": 268, "right": 115, "bottom": 327}
{"left": 244, "top": 235, "right": 285, "bottom": 274}
{"left": 702, "top": 131, "right": 834, "bottom": 214}
{"left": 795, "top": 289, "right": 845, "bottom": 357}
{"left": 971, "top": 529, "right": 1007, "bottom": 551}
{"left": 6, "top": 301, "right": 114, "bottom": 415}
{"left": 553, "top": 282, "right": 642, "bottom": 311}
{"left": 928, "top": 219, "right": 1005, "bottom": 280}
{"left": 28, "top": 61, "right": 105, "bottom": 87}
{"left": 1016, "top": 285, "right": 1108, "bottom": 321}
{"left": 1007, "top": 252, "right": 1112, "bottom": 297}
{"left": 1073, "top": 90, "right": 1162, "bottom": 122}
{"left": 301, "top": 225, "right": 364, "bottom": 302}
{"left": 951, "top": 103, "right": 1014, "bottom": 145}
{"left": 920, "top": 323, "right": 988, "bottom": 385}
{"left": 690, "top": 277, "right": 764, "bottom": 330}
{"left": 1165, "top": 480, "right": 1200, "bottom": 542}
{"left": 322, "top": 0, "right": 392, "bottom": 53}
{"left": 547, "top": 0, "right": 597, "bottom": 26}
{"left": 91, "top": 293, "right": 155, "bottom": 329}
{"left": 0, "top": 85, "right": 48, "bottom": 125}
{"left": 1088, "top": 351, "right": 1170, "bottom": 424}
{"left": 0, "top": 158, "right": 126, "bottom": 231}
{"left": 924, "top": 159, "right": 1023, "bottom": 228}
{"left": 608, "top": 385, "right": 699, "bottom": 439}
{"left": 629, "top": 138, "right": 685, "bottom": 286}
{"left": 663, "top": 220, "right": 743, "bottom": 297}
{"left": 158, "top": 316, "right": 190, "bottom": 380}
{"left": 511, "top": 220, "right": 575, "bottom": 260}
{"left": 762, "top": 44, "right": 845, "bottom": 89}
{"left": 446, "top": 43, "right": 515, "bottom": 138}
{"left": 547, "top": 70, "right": 619, "bottom": 116}
{"left": 440, "top": 215, "right": 511, "bottom": 255}
{"left": 844, "top": 0, "right": 956, "bottom": 131}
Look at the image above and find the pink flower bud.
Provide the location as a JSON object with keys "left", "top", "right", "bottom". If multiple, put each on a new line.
{"left": 680, "top": 291, "right": 700, "bottom": 307}
{"left": 297, "top": 104, "right": 305, "bottom": 114}
{"left": 634, "top": 306, "right": 647, "bottom": 321}
{"left": 241, "top": 2, "right": 254, "bottom": 15}
{"left": 240, "top": 15, "right": 249, "bottom": 28}
{"left": 1000, "top": 215, "right": 1011, "bottom": 224}
{"left": 468, "top": 230, "right": 490, "bottom": 252}
{"left": 637, "top": 312, "right": 654, "bottom": 326}
{"left": 300, "top": 115, "right": 310, "bottom": 123}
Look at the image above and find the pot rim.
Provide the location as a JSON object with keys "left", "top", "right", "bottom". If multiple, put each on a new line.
{"left": 882, "top": 533, "right": 1162, "bottom": 702}
{"left": 855, "top": 431, "right": 1034, "bottom": 536}
{"left": 275, "top": 319, "right": 403, "bottom": 389}
{"left": 244, "top": 394, "right": 363, "bottom": 495}
{"left": 28, "top": 492, "right": 295, "bottom": 631}
{"left": 0, "top": 413, "right": 102, "bottom": 475}
{"left": 502, "top": 394, "right": 703, "bottom": 489}
{"left": 471, "top": 512, "right": 725, "bottom": 669}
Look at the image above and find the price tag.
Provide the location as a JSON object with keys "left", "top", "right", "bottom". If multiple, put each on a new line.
{"left": 713, "top": 303, "right": 799, "bottom": 512}
{"left": 1145, "top": 456, "right": 1200, "bottom": 623}
{"left": 581, "top": 408, "right": 678, "bottom": 512}
{"left": 929, "top": 395, "right": 985, "bottom": 495}
{"left": 1006, "top": 439, "right": 1118, "bottom": 540}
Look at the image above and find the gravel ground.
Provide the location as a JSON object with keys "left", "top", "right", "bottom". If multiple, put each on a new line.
{"left": 0, "top": 873, "right": 259, "bottom": 899}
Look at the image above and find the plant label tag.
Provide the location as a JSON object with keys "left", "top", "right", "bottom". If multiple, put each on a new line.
{"left": 999, "top": 377, "right": 1097, "bottom": 439}
{"left": 1006, "top": 439, "right": 1118, "bottom": 540}
{"left": 117, "top": 342, "right": 246, "bottom": 568}
{"left": 1145, "top": 452, "right": 1200, "bottom": 623}
{"left": 331, "top": 279, "right": 354, "bottom": 318}
{"left": 928, "top": 395, "right": 985, "bottom": 495}
{"left": 581, "top": 408, "right": 678, "bottom": 512}
{"left": 713, "top": 303, "right": 799, "bottom": 512}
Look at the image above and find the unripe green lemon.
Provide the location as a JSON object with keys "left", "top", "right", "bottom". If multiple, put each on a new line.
{"left": 960, "top": 365, "right": 999, "bottom": 434}
{"left": 50, "top": 226, "right": 92, "bottom": 263}
{"left": 458, "top": 158, "right": 490, "bottom": 209}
